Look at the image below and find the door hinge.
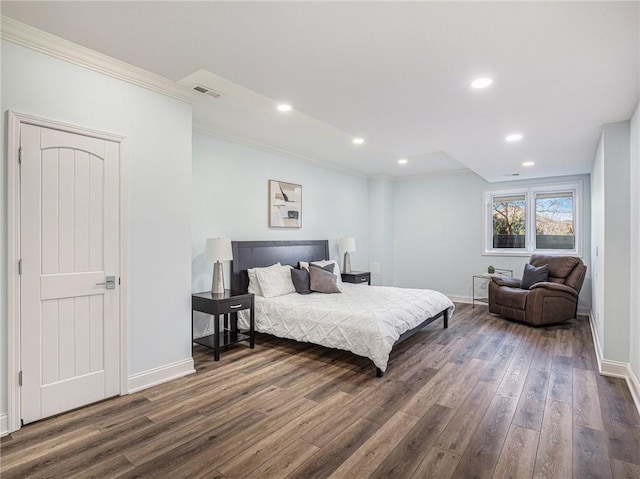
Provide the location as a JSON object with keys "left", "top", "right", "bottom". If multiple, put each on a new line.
{"left": 18, "top": 371, "right": 22, "bottom": 386}
{"left": 18, "top": 147, "right": 22, "bottom": 164}
{"left": 119, "top": 277, "right": 121, "bottom": 285}
{"left": 18, "top": 259, "right": 23, "bottom": 275}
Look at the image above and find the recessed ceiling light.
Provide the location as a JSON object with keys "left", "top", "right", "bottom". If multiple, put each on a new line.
{"left": 505, "top": 134, "right": 523, "bottom": 142}
{"left": 522, "top": 161, "right": 535, "bottom": 167}
{"left": 398, "top": 158, "right": 408, "bottom": 165}
{"left": 352, "top": 138, "right": 364, "bottom": 145}
{"left": 277, "top": 104, "right": 292, "bottom": 112}
{"left": 471, "top": 77, "right": 493, "bottom": 89}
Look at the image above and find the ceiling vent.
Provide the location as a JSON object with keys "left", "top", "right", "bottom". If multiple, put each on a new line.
{"left": 192, "top": 84, "right": 222, "bottom": 99}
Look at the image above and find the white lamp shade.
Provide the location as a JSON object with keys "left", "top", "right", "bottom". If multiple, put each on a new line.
{"left": 205, "top": 238, "right": 233, "bottom": 261}
{"left": 339, "top": 237, "right": 356, "bottom": 253}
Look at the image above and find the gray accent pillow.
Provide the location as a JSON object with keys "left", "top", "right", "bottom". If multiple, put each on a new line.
{"left": 309, "top": 264, "right": 342, "bottom": 293}
{"left": 291, "top": 268, "right": 311, "bottom": 294}
{"left": 521, "top": 263, "right": 549, "bottom": 290}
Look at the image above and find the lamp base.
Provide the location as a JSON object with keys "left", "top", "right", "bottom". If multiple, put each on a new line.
{"left": 343, "top": 252, "right": 351, "bottom": 274}
{"left": 212, "top": 261, "right": 225, "bottom": 295}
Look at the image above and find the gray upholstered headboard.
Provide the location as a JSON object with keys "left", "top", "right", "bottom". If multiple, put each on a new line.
{"left": 230, "top": 240, "right": 330, "bottom": 293}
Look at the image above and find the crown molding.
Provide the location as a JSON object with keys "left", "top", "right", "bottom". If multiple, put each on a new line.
{"left": 0, "top": 16, "right": 200, "bottom": 104}
{"left": 193, "top": 123, "right": 370, "bottom": 179}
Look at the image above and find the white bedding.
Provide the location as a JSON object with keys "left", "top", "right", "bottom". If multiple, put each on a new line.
{"left": 238, "top": 283, "right": 454, "bottom": 372}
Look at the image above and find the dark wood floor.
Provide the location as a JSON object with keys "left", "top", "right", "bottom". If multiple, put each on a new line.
{"left": 2, "top": 303, "right": 639, "bottom": 479}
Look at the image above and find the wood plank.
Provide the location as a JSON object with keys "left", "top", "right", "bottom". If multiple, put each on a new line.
{"left": 479, "top": 333, "right": 523, "bottom": 385}
{"left": 216, "top": 392, "right": 352, "bottom": 478}
{"left": 530, "top": 334, "right": 555, "bottom": 373}
{"left": 493, "top": 424, "right": 539, "bottom": 479}
{"left": 548, "top": 355, "right": 573, "bottom": 404}
{"left": 245, "top": 439, "right": 319, "bottom": 479}
{"left": 286, "top": 418, "right": 379, "bottom": 479}
{"left": 436, "top": 358, "right": 488, "bottom": 409}
{"left": 435, "top": 380, "right": 498, "bottom": 455}
{"left": 328, "top": 411, "right": 419, "bottom": 479}
{"left": 573, "top": 425, "right": 613, "bottom": 479}
{"left": 401, "top": 362, "right": 462, "bottom": 417}
{"left": 369, "top": 404, "right": 455, "bottom": 479}
{"left": 534, "top": 399, "right": 572, "bottom": 479}
{"left": 596, "top": 374, "right": 640, "bottom": 466}
{"left": 610, "top": 459, "right": 640, "bottom": 479}
{"left": 362, "top": 369, "right": 437, "bottom": 425}
{"left": 410, "top": 446, "right": 461, "bottom": 479}
{"left": 495, "top": 329, "right": 538, "bottom": 399}
{"left": 0, "top": 424, "right": 101, "bottom": 473}
{"left": 554, "top": 327, "right": 573, "bottom": 357}
{"left": 573, "top": 368, "right": 604, "bottom": 431}
{"left": 450, "top": 395, "right": 518, "bottom": 479}
{"left": 512, "top": 367, "right": 550, "bottom": 431}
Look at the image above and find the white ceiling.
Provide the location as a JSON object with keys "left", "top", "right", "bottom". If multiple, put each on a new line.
{"left": 2, "top": 1, "right": 639, "bottom": 181}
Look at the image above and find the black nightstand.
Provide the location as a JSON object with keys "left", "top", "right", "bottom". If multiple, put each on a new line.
{"left": 192, "top": 290, "right": 255, "bottom": 361}
{"left": 341, "top": 271, "right": 371, "bottom": 285}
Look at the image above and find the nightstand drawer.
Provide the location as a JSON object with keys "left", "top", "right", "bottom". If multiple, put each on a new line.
{"left": 341, "top": 271, "right": 371, "bottom": 285}
{"left": 217, "top": 296, "right": 252, "bottom": 314}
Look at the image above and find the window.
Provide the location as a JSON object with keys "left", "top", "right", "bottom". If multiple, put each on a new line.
{"left": 484, "top": 182, "right": 581, "bottom": 255}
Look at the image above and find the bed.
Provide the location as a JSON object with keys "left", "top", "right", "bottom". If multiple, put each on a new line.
{"left": 231, "top": 240, "right": 454, "bottom": 376}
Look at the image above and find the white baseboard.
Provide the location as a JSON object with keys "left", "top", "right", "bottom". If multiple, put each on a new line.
{"left": 127, "top": 357, "right": 195, "bottom": 394}
{"left": 588, "top": 309, "right": 640, "bottom": 415}
{"left": 0, "top": 414, "right": 8, "bottom": 437}
{"left": 447, "top": 294, "right": 472, "bottom": 305}
{"left": 588, "top": 311, "right": 604, "bottom": 366}
{"left": 627, "top": 365, "right": 640, "bottom": 413}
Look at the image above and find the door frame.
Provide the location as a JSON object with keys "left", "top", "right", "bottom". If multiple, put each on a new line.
{"left": 6, "top": 111, "right": 129, "bottom": 433}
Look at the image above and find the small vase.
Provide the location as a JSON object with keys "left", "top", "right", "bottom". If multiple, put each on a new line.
{"left": 488, "top": 267, "right": 495, "bottom": 274}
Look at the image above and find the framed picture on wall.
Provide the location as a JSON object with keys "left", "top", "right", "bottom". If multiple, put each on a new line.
{"left": 269, "top": 180, "right": 302, "bottom": 228}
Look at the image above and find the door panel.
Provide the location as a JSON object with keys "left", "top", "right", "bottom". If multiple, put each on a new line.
{"left": 20, "top": 124, "right": 120, "bottom": 424}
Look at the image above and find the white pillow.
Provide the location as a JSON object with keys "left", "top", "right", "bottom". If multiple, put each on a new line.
{"left": 299, "top": 260, "right": 343, "bottom": 284}
{"left": 255, "top": 265, "right": 295, "bottom": 298}
{"left": 248, "top": 263, "right": 281, "bottom": 296}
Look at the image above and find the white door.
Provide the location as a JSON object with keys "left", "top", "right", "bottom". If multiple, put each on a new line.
{"left": 20, "top": 124, "right": 121, "bottom": 424}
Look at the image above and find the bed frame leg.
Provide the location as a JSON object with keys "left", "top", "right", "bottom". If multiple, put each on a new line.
{"left": 444, "top": 309, "right": 449, "bottom": 329}
{"left": 376, "top": 367, "right": 383, "bottom": 378}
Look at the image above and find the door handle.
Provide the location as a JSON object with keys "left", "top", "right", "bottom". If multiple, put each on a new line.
{"left": 96, "top": 276, "right": 116, "bottom": 290}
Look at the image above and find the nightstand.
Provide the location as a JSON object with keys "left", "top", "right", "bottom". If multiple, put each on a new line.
{"left": 341, "top": 271, "right": 371, "bottom": 285}
{"left": 192, "top": 290, "right": 255, "bottom": 361}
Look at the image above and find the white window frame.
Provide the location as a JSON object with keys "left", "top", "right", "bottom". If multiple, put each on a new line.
{"left": 483, "top": 181, "right": 583, "bottom": 257}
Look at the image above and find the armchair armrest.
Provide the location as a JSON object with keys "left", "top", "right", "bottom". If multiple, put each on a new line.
{"left": 529, "top": 281, "right": 579, "bottom": 298}
{"left": 491, "top": 276, "right": 522, "bottom": 288}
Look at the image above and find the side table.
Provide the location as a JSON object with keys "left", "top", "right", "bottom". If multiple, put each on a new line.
{"left": 472, "top": 269, "right": 513, "bottom": 308}
{"left": 192, "top": 290, "right": 255, "bottom": 360}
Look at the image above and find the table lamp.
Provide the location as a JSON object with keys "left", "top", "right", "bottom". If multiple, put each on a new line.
{"left": 339, "top": 237, "right": 356, "bottom": 274}
{"left": 205, "top": 238, "right": 233, "bottom": 295}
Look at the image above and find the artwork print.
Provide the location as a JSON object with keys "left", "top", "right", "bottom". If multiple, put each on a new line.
{"left": 269, "top": 180, "right": 302, "bottom": 228}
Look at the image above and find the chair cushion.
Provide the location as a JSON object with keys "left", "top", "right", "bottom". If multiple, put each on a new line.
{"left": 521, "top": 263, "right": 549, "bottom": 290}
{"left": 493, "top": 286, "right": 529, "bottom": 310}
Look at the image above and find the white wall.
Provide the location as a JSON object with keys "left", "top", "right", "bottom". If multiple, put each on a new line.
{"left": 368, "top": 178, "right": 394, "bottom": 286}
{"left": 191, "top": 130, "right": 369, "bottom": 295}
{"left": 591, "top": 121, "right": 631, "bottom": 364}
{"left": 629, "top": 102, "right": 640, "bottom": 383}
{"left": 591, "top": 136, "right": 605, "bottom": 348}
{"left": 1, "top": 41, "right": 194, "bottom": 419}
{"left": 393, "top": 171, "right": 592, "bottom": 311}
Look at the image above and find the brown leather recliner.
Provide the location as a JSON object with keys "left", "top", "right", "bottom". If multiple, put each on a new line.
{"left": 488, "top": 255, "right": 587, "bottom": 326}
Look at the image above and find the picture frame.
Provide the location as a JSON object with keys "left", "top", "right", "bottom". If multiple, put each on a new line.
{"left": 268, "top": 180, "right": 302, "bottom": 228}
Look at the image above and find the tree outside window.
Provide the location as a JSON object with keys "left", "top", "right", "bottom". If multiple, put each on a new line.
{"left": 492, "top": 195, "right": 526, "bottom": 248}
{"left": 535, "top": 193, "right": 575, "bottom": 250}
